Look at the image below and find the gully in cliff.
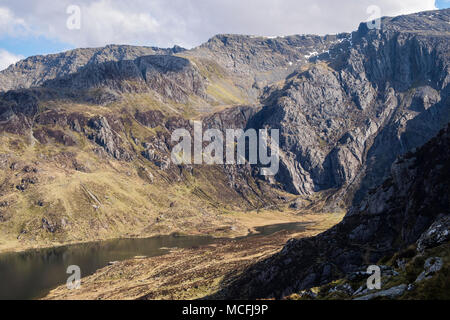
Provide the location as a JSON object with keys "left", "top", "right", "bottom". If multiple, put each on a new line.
{"left": 171, "top": 121, "right": 280, "bottom": 176}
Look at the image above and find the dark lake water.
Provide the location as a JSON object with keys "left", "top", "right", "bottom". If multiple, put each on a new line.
{"left": 0, "top": 222, "right": 307, "bottom": 300}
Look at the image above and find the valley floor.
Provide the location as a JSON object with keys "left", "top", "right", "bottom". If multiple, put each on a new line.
{"left": 43, "top": 212, "right": 344, "bottom": 300}
{"left": 0, "top": 196, "right": 338, "bottom": 254}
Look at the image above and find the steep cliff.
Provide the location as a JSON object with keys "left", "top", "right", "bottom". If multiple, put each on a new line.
{"left": 249, "top": 9, "right": 450, "bottom": 206}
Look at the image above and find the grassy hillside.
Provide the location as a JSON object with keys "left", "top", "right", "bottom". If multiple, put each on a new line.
{"left": 0, "top": 94, "right": 296, "bottom": 252}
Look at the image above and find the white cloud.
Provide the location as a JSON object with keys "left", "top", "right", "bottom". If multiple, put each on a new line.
{"left": 378, "top": 0, "right": 437, "bottom": 15}
{"left": 59, "top": 0, "right": 162, "bottom": 47}
{"left": 0, "top": 6, "right": 29, "bottom": 36}
{"left": 0, "top": 0, "right": 439, "bottom": 51}
{"left": 0, "top": 49, "right": 24, "bottom": 71}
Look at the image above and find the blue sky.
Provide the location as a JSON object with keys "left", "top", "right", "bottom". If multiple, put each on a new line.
{"left": 0, "top": 36, "right": 72, "bottom": 58}
{"left": 0, "top": 0, "right": 448, "bottom": 70}
{"left": 436, "top": 0, "right": 450, "bottom": 9}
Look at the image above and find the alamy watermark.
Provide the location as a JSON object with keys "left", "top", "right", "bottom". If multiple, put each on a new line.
{"left": 66, "top": 265, "right": 81, "bottom": 290}
{"left": 367, "top": 265, "right": 381, "bottom": 290}
{"left": 66, "top": 5, "right": 81, "bottom": 30}
{"left": 366, "top": 5, "right": 382, "bottom": 30}
{"left": 171, "top": 121, "right": 280, "bottom": 176}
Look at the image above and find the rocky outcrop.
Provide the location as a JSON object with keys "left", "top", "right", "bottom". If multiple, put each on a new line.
{"left": 42, "top": 54, "right": 206, "bottom": 104}
{"left": 415, "top": 257, "right": 444, "bottom": 283}
{"left": 87, "top": 116, "right": 133, "bottom": 161}
{"left": 354, "top": 284, "right": 407, "bottom": 301}
{"left": 417, "top": 216, "right": 450, "bottom": 253}
{"left": 141, "top": 134, "right": 172, "bottom": 170}
{"left": 188, "top": 33, "right": 349, "bottom": 100}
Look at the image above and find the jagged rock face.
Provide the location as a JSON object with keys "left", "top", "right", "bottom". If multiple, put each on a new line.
{"left": 43, "top": 55, "right": 206, "bottom": 104}
{"left": 250, "top": 64, "right": 365, "bottom": 194}
{"left": 0, "top": 45, "right": 185, "bottom": 92}
{"left": 1, "top": 89, "right": 41, "bottom": 117}
{"left": 204, "top": 105, "right": 258, "bottom": 130}
{"left": 195, "top": 33, "right": 347, "bottom": 75}
{"left": 141, "top": 132, "right": 172, "bottom": 170}
{"left": 247, "top": 9, "right": 450, "bottom": 204}
{"left": 188, "top": 33, "right": 349, "bottom": 100}
{"left": 218, "top": 124, "right": 450, "bottom": 300}
{"left": 416, "top": 216, "right": 450, "bottom": 253}
{"left": 0, "top": 89, "right": 42, "bottom": 134}
{"left": 87, "top": 116, "right": 133, "bottom": 161}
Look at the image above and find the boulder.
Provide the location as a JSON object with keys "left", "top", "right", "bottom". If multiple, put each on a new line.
{"left": 354, "top": 284, "right": 407, "bottom": 300}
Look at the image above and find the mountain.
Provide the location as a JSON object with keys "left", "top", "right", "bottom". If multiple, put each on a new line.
{"left": 186, "top": 33, "right": 349, "bottom": 100}
{"left": 0, "top": 45, "right": 185, "bottom": 93}
{"left": 216, "top": 123, "right": 450, "bottom": 299}
{"left": 250, "top": 9, "right": 450, "bottom": 206}
{"left": 0, "top": 9, "right": 449, "bottom": 253}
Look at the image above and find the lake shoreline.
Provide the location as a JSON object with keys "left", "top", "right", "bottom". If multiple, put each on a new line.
{"left": 0, "top": 210, "right": 336, "bottom": 254}
{"left": 0, "top": 212, "right": 344, "bottom": 300}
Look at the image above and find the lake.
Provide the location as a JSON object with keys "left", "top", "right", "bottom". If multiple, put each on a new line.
{"left": 0, "top": 222, "right": 307, "bottom": 300}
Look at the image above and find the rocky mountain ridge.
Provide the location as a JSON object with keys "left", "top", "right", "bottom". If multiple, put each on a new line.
{"left": 249, "top": 8, "right": 450, "bottom": 206}
{"left": 0, "top": 45, "right": 186, "bottom": 93}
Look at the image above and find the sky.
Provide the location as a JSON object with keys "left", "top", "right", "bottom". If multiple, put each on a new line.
{"left": 0, "top": 0, "right": 448, "bottom": 71}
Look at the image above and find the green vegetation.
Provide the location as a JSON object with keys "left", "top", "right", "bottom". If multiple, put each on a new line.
{"left": 0, "top": 98, "right": 290, "bottom": 253}
{"left": 285, "top": 242, "right": 450, "bottom": 300}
